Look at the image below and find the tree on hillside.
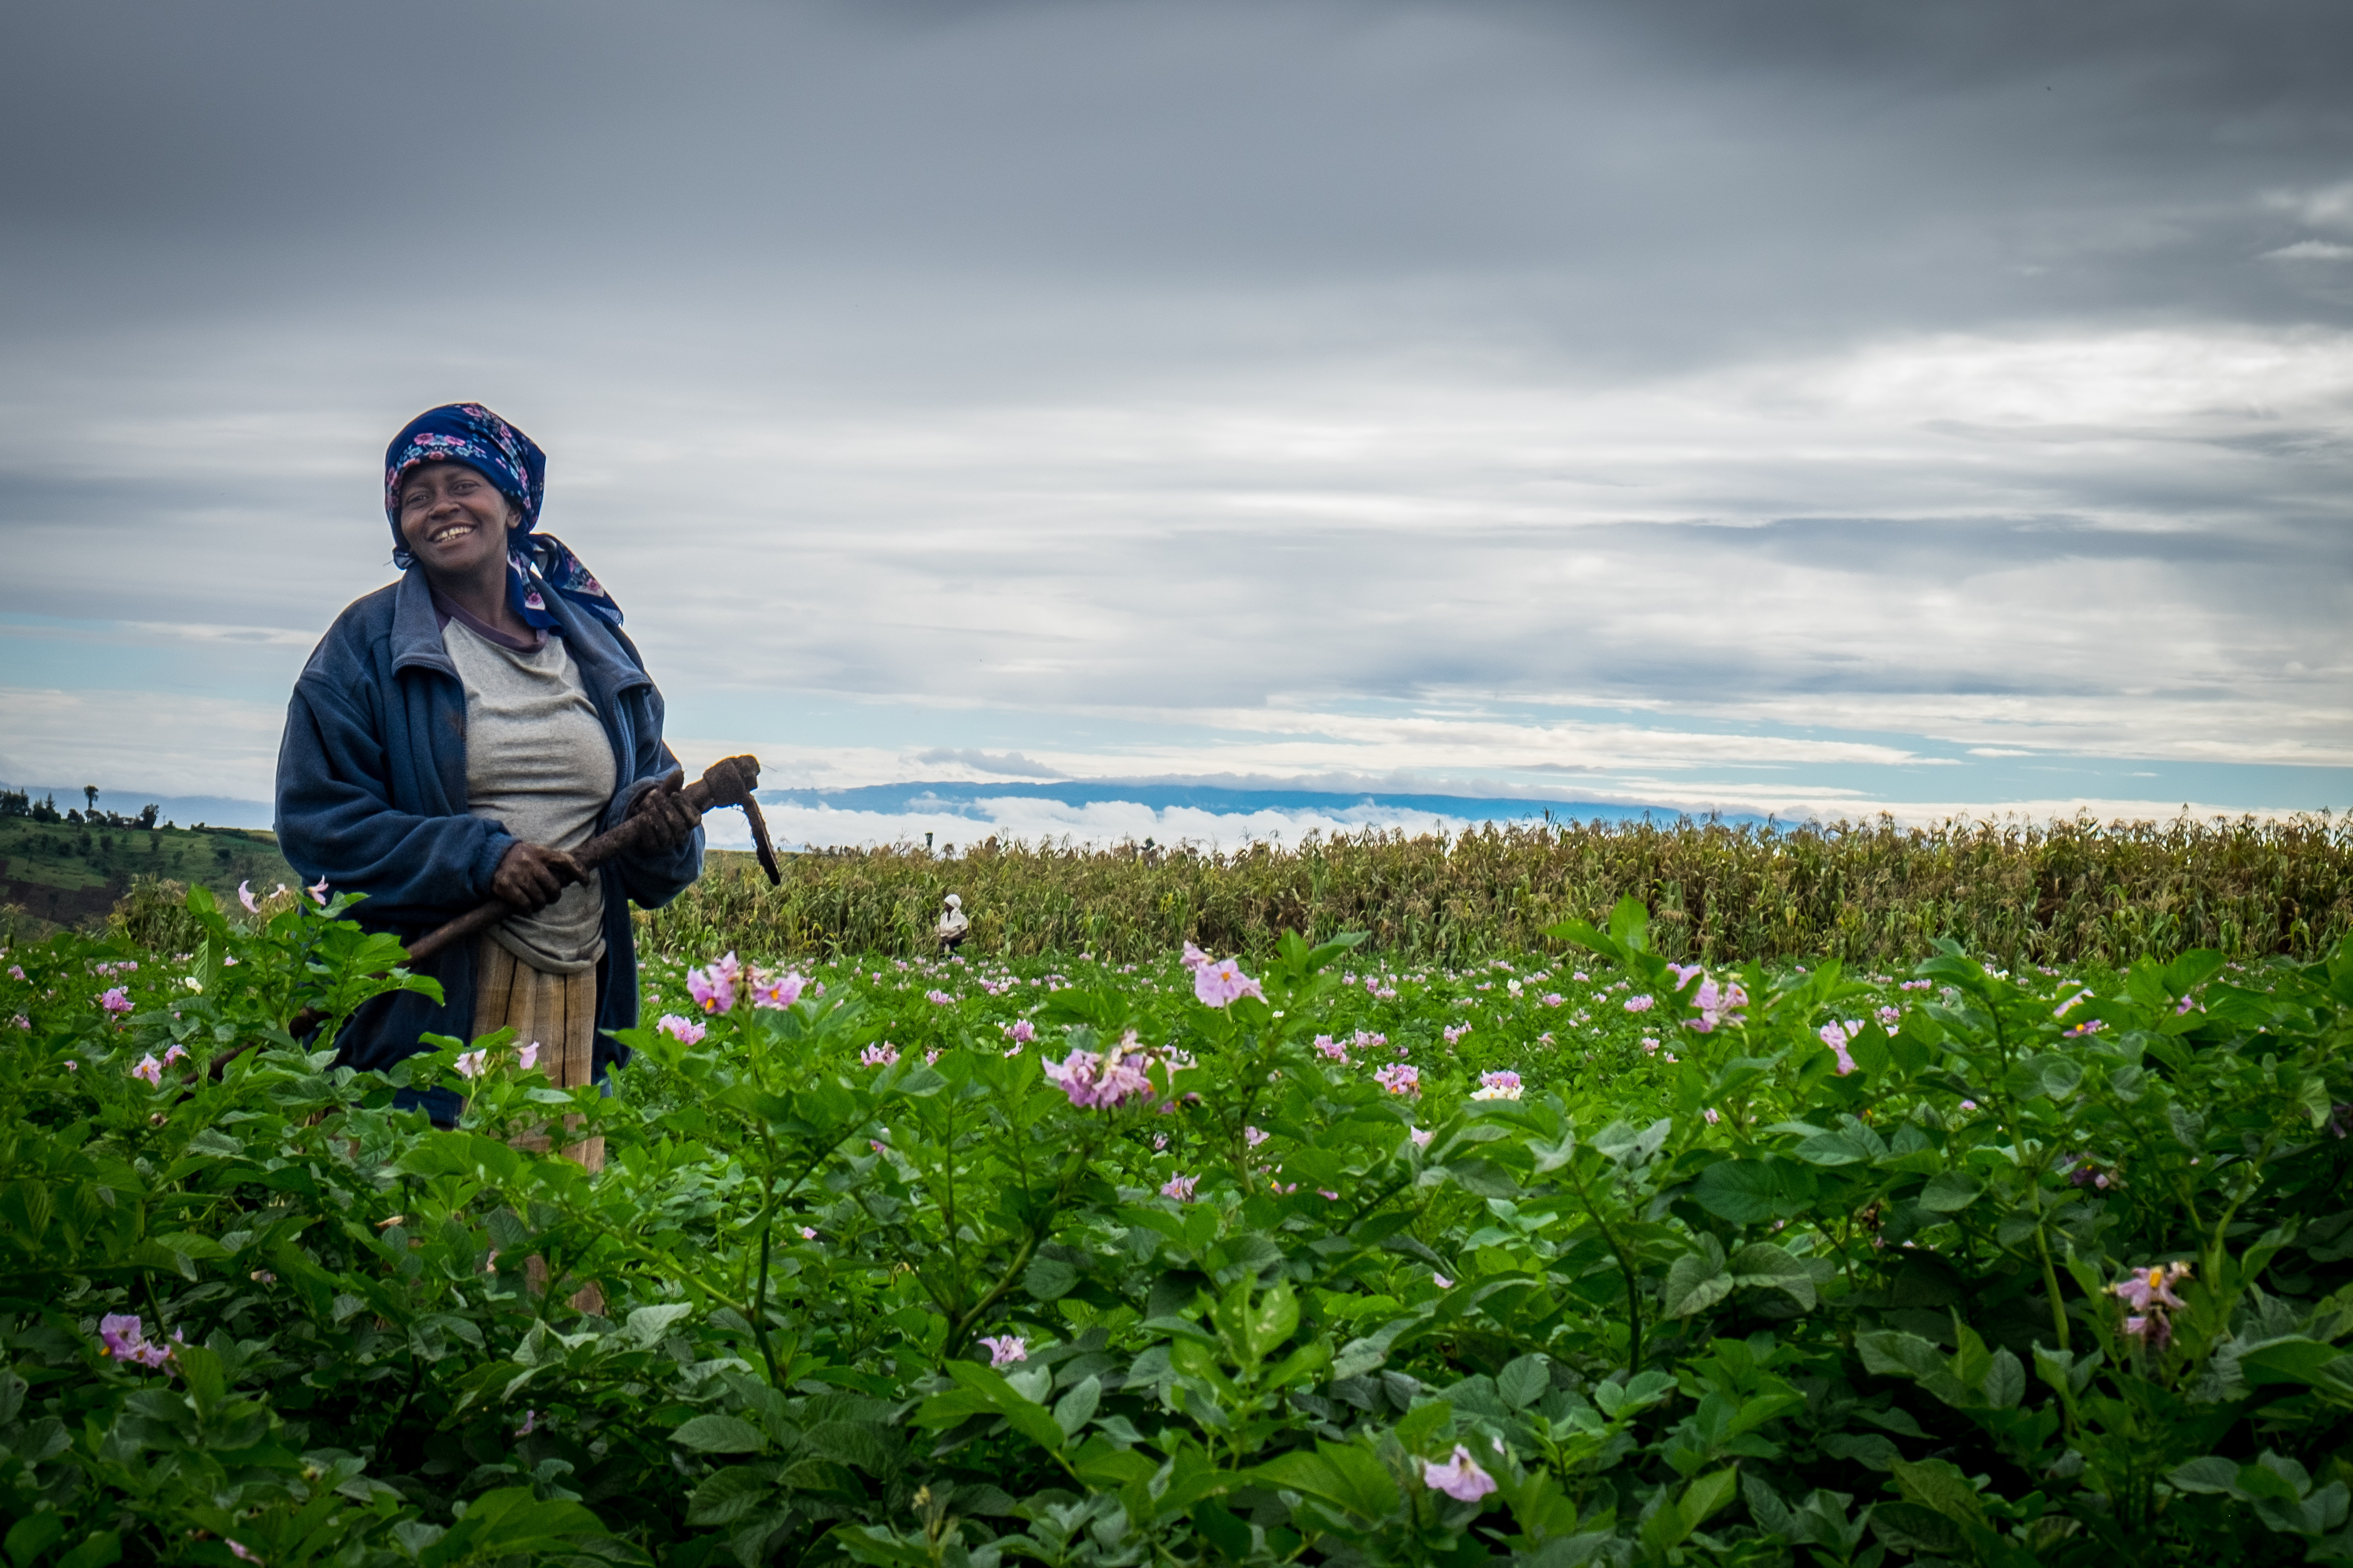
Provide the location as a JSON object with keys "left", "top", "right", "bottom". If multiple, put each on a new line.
{"left": 84, "top": 785, "right": 99, "bottom": 814}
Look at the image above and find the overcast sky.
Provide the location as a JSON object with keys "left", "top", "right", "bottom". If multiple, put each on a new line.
{"left": 3, "top": 0, "right": 2348, "bottom": 839}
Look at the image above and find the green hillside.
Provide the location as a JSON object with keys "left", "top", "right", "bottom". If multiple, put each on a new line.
{"left": 0, "top": 815, "right": 299, "bottom": 935}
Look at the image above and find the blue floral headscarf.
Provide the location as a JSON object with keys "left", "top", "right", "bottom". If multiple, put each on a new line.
{"left": 383, "top": 403, "right": 621, "bottom": 628}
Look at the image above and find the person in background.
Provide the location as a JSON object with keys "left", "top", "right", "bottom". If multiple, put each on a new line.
{"left": 936, "top": 892, "right": 970, "bottom": 955}
{"left": 276, "top": 404, "right": 704, "bottom": 1204}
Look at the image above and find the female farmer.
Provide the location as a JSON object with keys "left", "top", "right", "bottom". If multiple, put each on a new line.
{"left": 276, "top": 403, "right": 703, "bottom": 1139}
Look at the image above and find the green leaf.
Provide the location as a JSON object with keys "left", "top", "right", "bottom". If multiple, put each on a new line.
{"left": 55, "top": 1535, "right": 118, "bottom": 1568}
{"left": 1053, "top": 1375, "right": 1102, "bottom": 1439}
{"left": 1793, "top": 1128, "right": 1879, "bottom": 1166}
{"left": 1917, "top": 1170, "right": 1983, "bottom": 1213}
{"left": 1856, "top": 1331, "right": 1944, "bottom": 1381}
{"left": 1683, "top": 1467, "right": 1739, "bottom": 1529}
{"left": 1983, "top": 1348, "right": 2025, "bottom": 1410}
{"left": 1727, "top": 1241, "right": 1820, "bottom": 1311}
{"left": 1641, "top": 1469, "right": 1737, "bottom": 1554}
{"left": 6, "top": 1515, "right": 64, "bottom": 1568}
{"left": 672, "top": 1414, "right": 770, "bottom": 1454}
{"left": 803, "top": 1420, "right": 902, "bottom": 1475}
{"left": 1253, "top": 1444, "right": 1401, "bottom": 1524}
{"left": 2171, "top": 1457, "right": 2241, "bottom": 1495}
{"left": 1742, "top": 1471, "right": 1795, "bottom": 1536}
{"left": 1192, "top": 1499, "right": 1254, "bottom": 1559}
{"left": 1496, "top": 1354, "right": 1550, "bottom": 1410}
{"left": 936, "top": 1361, "right": 1067, "bottom": 1454}
{"left": 624, "top": 1303, "right": 695, "bottom": 1348}
{"left": 1870, "top": 1502, "right": 1964, "bottom": 1555}
{"left": 686, "top": 1466, "right": 779, "bottom": 1527}
{"left": 1663, "top": 1237, "right": 1733, "bottom": 1319}
{"left": 2238, "top": 1338, "right": 2348, "bottom": 1388}
{"left": 1023, "top": 1257, "right": 1079, "bottom": 1301}
{"left": 1591, "top": 1118, "right": 1671, "bottom": 1167}
{"left": 1232, "top": 1279, "right": 1300, "bottom": 1362}
{"left": 1891, "top": 1457, "right": 1987, "bottom": 1527}
{"left": 1692, "top": 1158, "right": 1817, "bottom": 1224}
{"left": 1071, "top": 1440, "right": 1157, "bottom": 1488}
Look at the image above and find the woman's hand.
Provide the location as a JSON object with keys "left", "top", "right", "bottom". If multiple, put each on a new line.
{"left": 492, "top": 842, "right": 586, "bottom": 911}
{"left": 628, "top": 774, "right": 703, "bottom": 852}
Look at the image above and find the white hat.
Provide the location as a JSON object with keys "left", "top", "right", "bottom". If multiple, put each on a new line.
{"left": 945, "top": 893, "right": 961, "bottom": 908}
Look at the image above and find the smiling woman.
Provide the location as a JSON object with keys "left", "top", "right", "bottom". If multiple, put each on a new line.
{"left": 273, "top": 403, "right": 707, "bottom": 1152}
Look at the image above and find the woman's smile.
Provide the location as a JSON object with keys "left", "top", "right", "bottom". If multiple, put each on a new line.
{"left": 398, "top": 461, "right": 514, "bottom": 579}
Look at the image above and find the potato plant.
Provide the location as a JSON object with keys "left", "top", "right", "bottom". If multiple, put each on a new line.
{"left": 4, "top": 888, "right": 2353, "bottom": 1567}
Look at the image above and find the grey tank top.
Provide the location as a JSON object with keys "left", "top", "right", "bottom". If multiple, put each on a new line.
{"left": 441, "top": 619, "right": 618, "bottom": 974}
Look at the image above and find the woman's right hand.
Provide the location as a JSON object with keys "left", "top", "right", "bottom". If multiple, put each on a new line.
{"left": 492, "top": 842, "right": 585, "bottom": 911}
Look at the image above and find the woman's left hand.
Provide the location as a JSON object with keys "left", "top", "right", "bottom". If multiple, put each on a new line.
{"left": 629, "top": 775, "right": 703, "bottom": 852}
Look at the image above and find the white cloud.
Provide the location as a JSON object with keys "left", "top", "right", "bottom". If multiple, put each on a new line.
{"left": 2, "top": 8, "right": 2349, "bottom": 822}
{"left": 2263, "top": 182, "right": 2353, "bottom": 235}
{"left": 2263, "top": 240, "right": 2353, "bottom": 262}
{"left": 0, "top": 685, "right": 286, "bottom": 798}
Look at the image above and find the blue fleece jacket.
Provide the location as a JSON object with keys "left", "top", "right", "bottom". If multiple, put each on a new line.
{"left": 274, "top": 567, "right": 702, "bottom": 1094}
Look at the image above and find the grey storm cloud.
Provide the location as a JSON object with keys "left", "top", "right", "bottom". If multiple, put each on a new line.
{"left": 1, "top": 0, "right": 2349, "bottom": 807}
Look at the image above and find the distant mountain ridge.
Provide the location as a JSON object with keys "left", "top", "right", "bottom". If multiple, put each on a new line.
{"left": 757, "top": 779, "right": 1752, "bottom": 826}
{"left": 3, "top": 777, "right": 1759, "bottom": 844}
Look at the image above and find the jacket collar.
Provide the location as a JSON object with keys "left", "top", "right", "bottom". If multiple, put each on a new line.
{"left": 387, "top": 563, "right": 649, "bottom": 700}
{"left": 542, "top": 580, "right": 649, "bottom": 701}
{"left": 389, "top": 568, "right": 458, "bottom": 678}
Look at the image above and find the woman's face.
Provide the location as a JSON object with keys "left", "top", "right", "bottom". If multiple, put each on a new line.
{"left": 397, "top": 461, "right": 516, "bottom": 578}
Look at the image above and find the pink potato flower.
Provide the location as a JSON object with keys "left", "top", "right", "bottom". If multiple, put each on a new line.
{"left": 131, "top": 1053, "right": 164, "bottom": 1086}
{"left": 687, "top": 952, "right": 742, "bottom": 1014}
{"left": 1044, "top": 1035, "right": 1156, "bottom": 1109}
{"left": 752, "top": 969, "right": 807, "bottom": 1010}
{"left": 1001, "top": 1019, "right": 1036, "bottom": 1045}
{"left": 1193, "top": 956, "right": 1265, "bottom": 1008}
{"left": 307, "top": 876, "right": 331, "bottom": 906}
{"left": 978, "top": 1334, "right": 1027, "bottom": 1367}
{"left": 656, "top": 1014, "right": 706, "bottom": 1045}
{"left": 97, "top": 1313, "right": 177, "bottom": 1370}
{"left": 1624, "top": 994, "right": 1654, "bottom": 1013}
{"left": 237, "top": 880, "right": 261, "bottom": 914}
{"left": 2113, "top": 1261, "right": 2191, "bottom": 1313}
{"left": 1373, "top": 1063, "right": 1420, "bottom": 1097}
{"left": 1421, "top": 1444, "right": 1498, "bottom": 1502}
{"left": 99, "top": 988, "right": 133, "bottom": 1016}
{"left": 454, "top": 1050, "right": 488, "bottom": 1080}
{"left": 1471, "top": 1069, "right": 1522, "bottom": 1101}
{"left": 1688, "top": 977, "right": 1749, "bottom": 1032}
{"left": 1818, "top": 1021, "right": 1859, "bottom": 1075}
{"left": 1161, "top": 1174, "right": 1199, "bottom": 1203}
{"left": 1180, "top": 942, "right": 1211, "bottom": 972}
{"left": 860, "top": 1042, "right": 900, "bottom": 1068}
{"left": 517, "top": 1041, "right": 541, "bottom": 1071}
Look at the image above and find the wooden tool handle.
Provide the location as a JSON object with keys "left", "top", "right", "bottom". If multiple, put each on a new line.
{"left": 401, "top": 761, "right": 742, "bottom": 966}
{"left": 243, "top": 755, "right": 767, "bottom": 1071}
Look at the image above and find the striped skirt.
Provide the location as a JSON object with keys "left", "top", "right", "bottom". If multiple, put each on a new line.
{"left": 474, "top": 935, "right": 604, "bottom": 1173}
